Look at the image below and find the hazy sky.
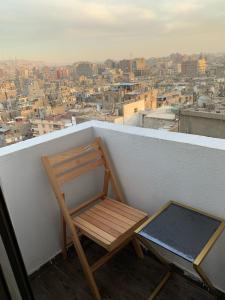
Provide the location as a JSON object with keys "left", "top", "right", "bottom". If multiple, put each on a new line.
{"left": 1, "top": 0, "right": 225, "bottom": 63}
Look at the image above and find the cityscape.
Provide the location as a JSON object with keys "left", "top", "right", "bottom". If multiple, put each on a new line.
{"left": 1, "top": 1, "right": 225, "bottom": 300}
{"left": 0, "top": 52, "right": 225, "bottom": 147}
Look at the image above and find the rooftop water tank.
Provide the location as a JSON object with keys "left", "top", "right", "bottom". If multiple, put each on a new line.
{"left": 197, "top": 95, "right": 211, "bottom": 108}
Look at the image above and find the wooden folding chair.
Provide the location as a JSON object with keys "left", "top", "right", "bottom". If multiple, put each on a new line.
{"left": 42, "top": 137, "right": 148, "bottom": 300}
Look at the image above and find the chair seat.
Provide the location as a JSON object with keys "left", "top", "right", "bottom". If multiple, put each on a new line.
{"left": 73, "top": 198, "right": 148, "bottom": 251}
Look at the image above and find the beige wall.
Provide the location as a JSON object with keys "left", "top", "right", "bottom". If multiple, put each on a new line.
{"left": 122, "top": 99, "right": 145, "bottom": 126}
{"left": 32, "top": 119, "right": 66, "bottom": 136}
{"left": 123, "top": 99, "right": 145, "bottom": 119}
{"left": 121, "top": 92, "right": 158, "bottom": 126}
{"left": 114, "top": 117, "right": 123, "bottom": 124}
{"left": 47, "top": 105, "right": 65, "bottom": 116}
{"left": 141, "top": 89, "right": 158, "bottom": 109}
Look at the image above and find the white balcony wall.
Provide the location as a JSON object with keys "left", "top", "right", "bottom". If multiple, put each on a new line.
{"left": 93, "top": 121, "right": 225, "bottom": 292}
{"left": 0, "top": 120, "right": 225, "bottom": 292}
{"left": 0, "top": 123, "right": 98, "bottom": 274}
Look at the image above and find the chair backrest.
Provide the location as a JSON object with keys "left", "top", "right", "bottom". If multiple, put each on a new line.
{"left": 43, "top": 138, "right": 104, "bottom": 186}
{"left": 42, "top": 137, "right": 125, "bottom": 223}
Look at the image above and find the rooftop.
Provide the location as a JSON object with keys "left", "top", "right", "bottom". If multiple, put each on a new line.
{"left": 181, "top": 108, "right": 225, "bottom": 119}
{"left": 145, "top": 112, "right": 176, "bottom": 120}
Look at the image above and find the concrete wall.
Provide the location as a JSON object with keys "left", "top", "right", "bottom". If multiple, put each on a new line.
{"left": 143, "top": 116, "right": 174, "bottom": 129}
{"left": 93, "top": 121, "right": 225, "bottom": 292}
{"left": 1, "top": 120, "right": 225, "bottom": 292}
{"left": 0, "top": 123, "right": 98, "bottom": 274}
{"left": 123, "top": 99, "right": 144, "bottom": 126}
{"left": 180, "top": 110, "right": 225, "bottom": 138}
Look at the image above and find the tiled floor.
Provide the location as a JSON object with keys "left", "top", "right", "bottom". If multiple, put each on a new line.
{"left": 30, "top": 241, "right": 220, "bottom": 300}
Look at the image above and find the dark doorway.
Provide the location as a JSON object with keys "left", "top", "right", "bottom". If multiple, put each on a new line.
{"left": 0, "top": 186, "right": 34, "bottom": 300}
{"left": 0, "top": 265, "right": 11, "bottom": 300}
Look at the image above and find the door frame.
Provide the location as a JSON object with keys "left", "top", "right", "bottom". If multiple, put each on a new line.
{"left": 0, "top": 187, "right": 34, "bottom": 300}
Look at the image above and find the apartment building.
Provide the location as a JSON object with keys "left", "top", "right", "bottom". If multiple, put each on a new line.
{"left": 31, "top": 114, "right": 75, "bottom": 136}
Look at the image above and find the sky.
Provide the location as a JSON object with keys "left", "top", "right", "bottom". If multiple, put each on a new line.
{"left": 1, "top": 0, "right": 225, "bottom": 63}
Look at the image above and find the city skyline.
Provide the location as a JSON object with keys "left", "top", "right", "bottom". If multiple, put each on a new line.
{"left": 0, "top": 51, "right": 224, "bottom": 66}
{"left": 0, "top": 37, "right": 225, "bottom": 147}
{"left": 1, "top": 0, "right": 225, "bottom": 63}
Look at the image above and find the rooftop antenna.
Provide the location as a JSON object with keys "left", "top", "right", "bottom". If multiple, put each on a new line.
{"left": 129, "top": 52, "right": 133, "bottom": 73}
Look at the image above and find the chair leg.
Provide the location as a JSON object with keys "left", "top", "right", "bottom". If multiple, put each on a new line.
{"left": 132, "top": 236, "right": 144, "bottom": 259}
{"left": 72, "top": 235, "right": 101, "bottom": 300}
{"left": 61, "top": 213, "right": 67, "bottom": 259}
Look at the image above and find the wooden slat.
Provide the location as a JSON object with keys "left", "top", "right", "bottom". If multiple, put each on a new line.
{"left": 57, "top": 159, "right": 104, "bottom": 185}
{"left": 42, "top": 156, "right": 102, "bottom": 300}
{"left": 148, "top": 272, "right": 171, "bottom": 300}
{"left": 49, "top": 141, "right": 99, "bottom": 165}
{"left": 80, "top": 212, "right": 121, "bottom": 238}
{"left": 104, "top": 198, "right": 147, "bottom": 218}
{"left": 95, "top": 204, "right": 135, "bottom": 226}
{"left": 61, "top": 193, "right": 67, "bottom": 259}
{"left": 69, "top": 192, "right": 105, "bottom": 216}
{"left": 100, "top": 201, "right": 141, "bottom": 222}
{"left": 102, "top": 169, "right": 110, "bottom": 195}
{"left": 91, "top": 207, "right": 131, "bottom": 230}
{"left": 91, "top": 237, "right": 131, "bottom": 272}
{"left": 74, "top": 224, "right": 111, "bottom": 249}
{"left": 74, "top": 216, "right": 115, "bottom": 243}
{"left": 132, "top": 236, "right": 144, "bottom": 259}
{"left": 109, "top": 217, "right": 148, "bottom": 251}
{"left": 86, "top": 209, "right": 127, "bottom": 234}
{"left": 54, "top": 150, "right": 102, "bottom": 176}
{"left": 95, "top": 137, "right": 125, "bottom": 203}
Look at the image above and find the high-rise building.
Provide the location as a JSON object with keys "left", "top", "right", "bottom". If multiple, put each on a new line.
{"left": 118, "top": 59, "right": 132, "bottom": 73}
{"left": 56, "top": 68, "right": 69, "bottom": 79}
{"left": 105, "top": 59, "right": 116, "bottom": 69}
{"left": 132, "top": 58, "right": 147, "bottom": 76}
{"left": 181, "top": 60, "right": 198, "bottom": 77}
{"left": 198, "top": 56, "right": 207, "bottom": 74}
{"left": 75, "top": 63, "right": 93, "bottom": 77}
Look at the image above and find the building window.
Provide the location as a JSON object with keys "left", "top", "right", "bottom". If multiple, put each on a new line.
{"left": 134, "top": 108, "right": 138, "bottom": 113}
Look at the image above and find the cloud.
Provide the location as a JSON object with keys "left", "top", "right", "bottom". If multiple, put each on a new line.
{"left": 0, "top": 0, "right": 158, "bottom": 41}
{"left": 166, "top": 1, "right": 203, "bottom": 14}
{"left": 0, "top": 0, "right": 225, "bottom": 61}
